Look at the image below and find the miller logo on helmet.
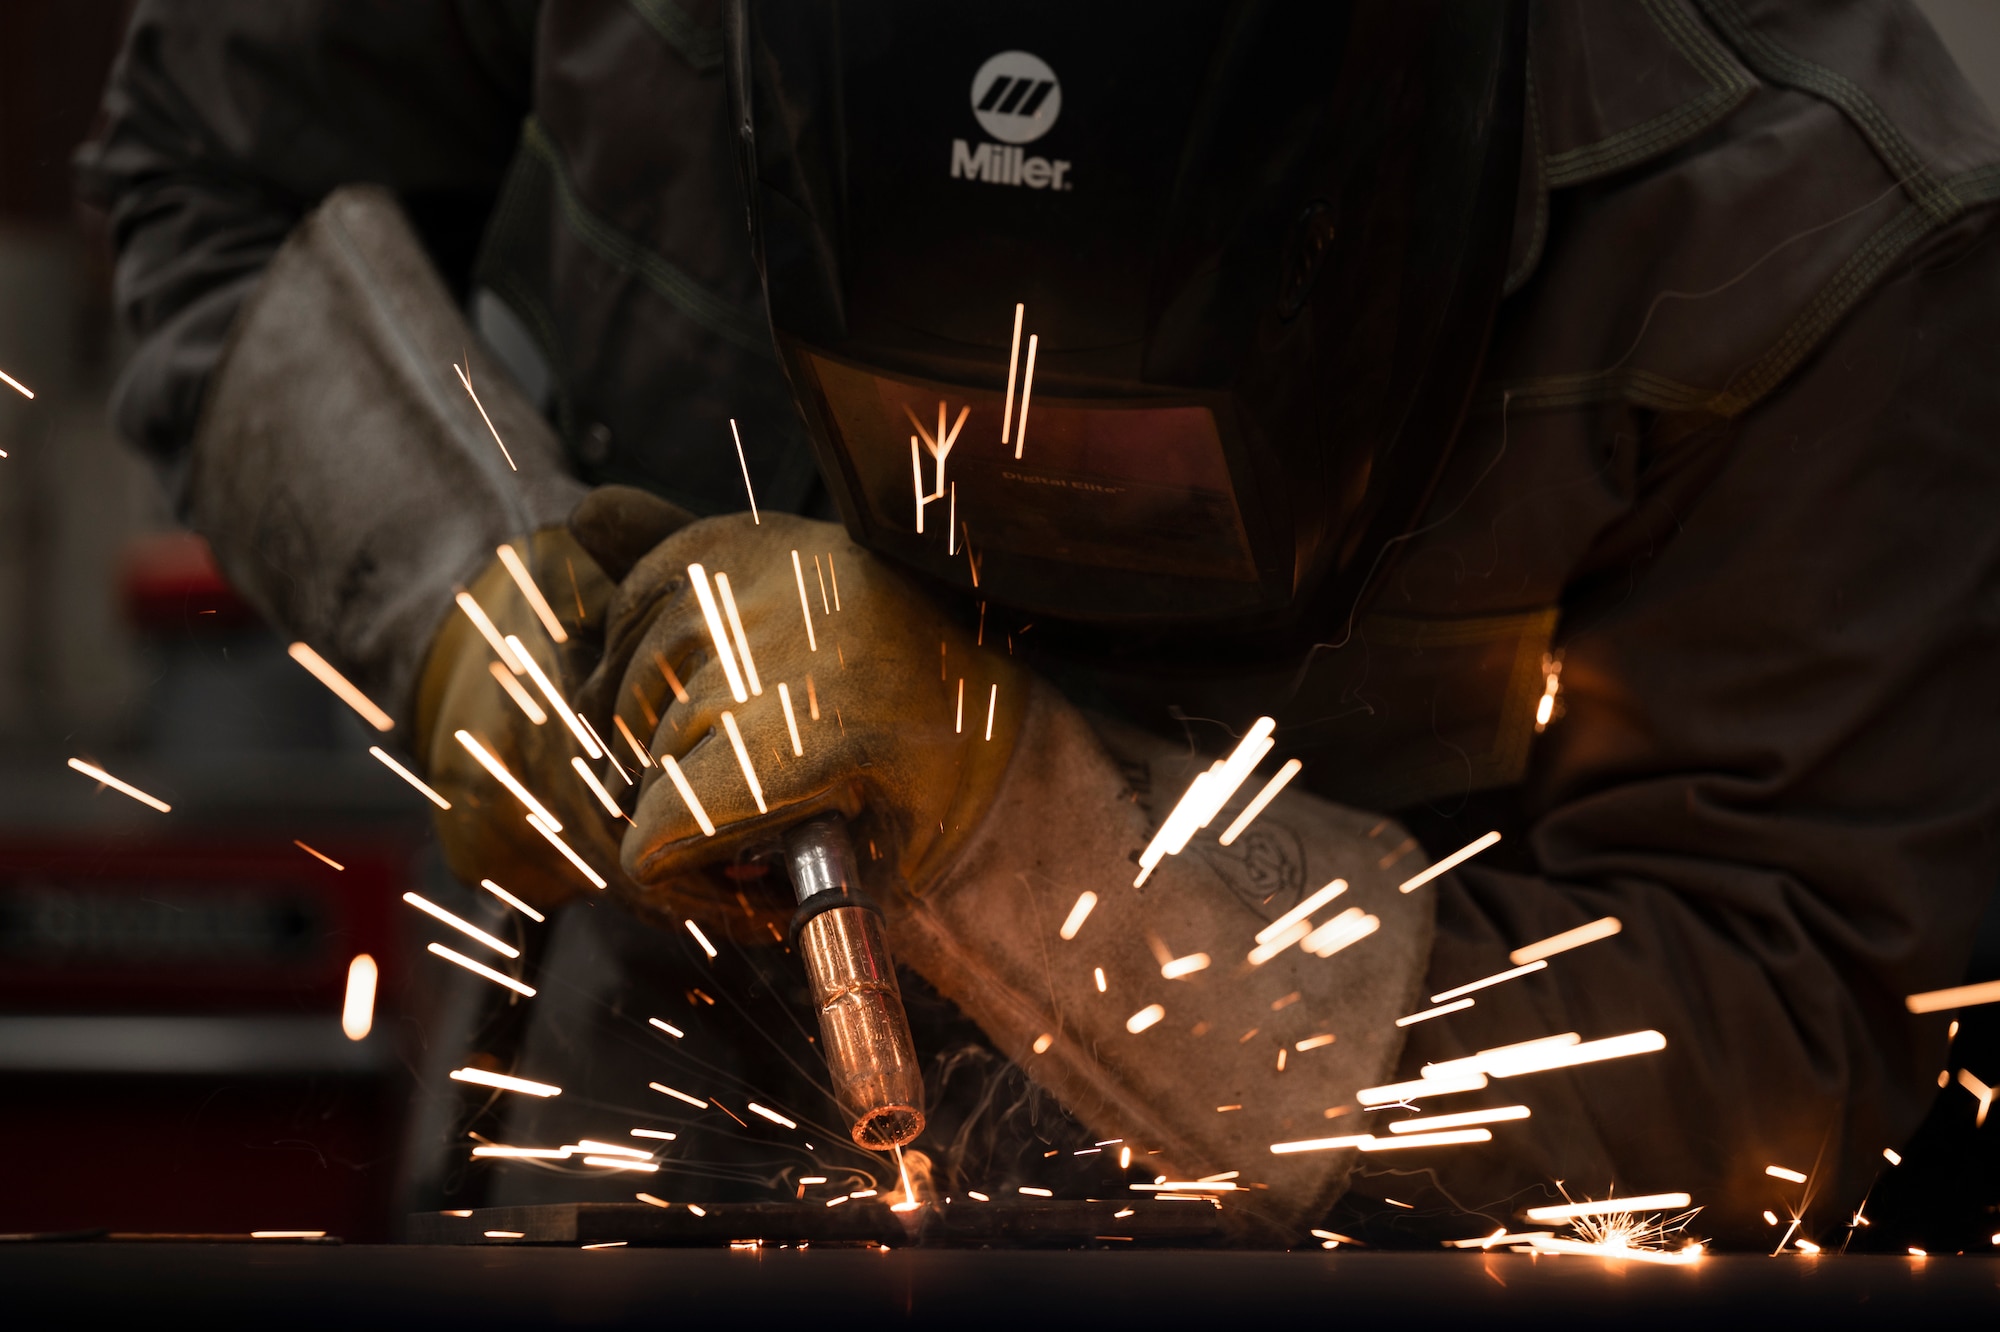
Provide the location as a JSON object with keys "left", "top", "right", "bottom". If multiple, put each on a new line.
{"left": 951, "top": 50, "right": 1073, "bottom": 190}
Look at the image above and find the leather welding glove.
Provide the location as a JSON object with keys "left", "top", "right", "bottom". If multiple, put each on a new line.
{"left": 587, "top": 510, "right": 1026, "bottom": 925}
{"left": 611, "top": 513, "right": 1435, "bottom": 1229}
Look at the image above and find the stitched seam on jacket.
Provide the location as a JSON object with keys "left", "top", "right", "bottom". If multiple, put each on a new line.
{"left": 1540, "top": 0, "right": 1756, "bottom": 188}
{"left": 522, "top": 117, "right": 771, "bottom": 354}
{"left": 1483, "top": 163, "right": 2000, "bottom": 417}
{"left": 1709, "top": 162, "right": 2000, "bottom": 413}
{"left": 1505, "top": 60, "right": 1552, "bottom": 296}
{"left": 1697, "top": 0, "right": 1957, "bottom": 219}
{"left": 624, "top": 0, "right": 724, "bottom": 71}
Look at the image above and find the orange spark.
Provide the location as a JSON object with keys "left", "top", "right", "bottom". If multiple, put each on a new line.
{"left": 488, "top": 661, "right": 547, "bottom": 723}
{"left": 1134, "top": 718, "right": 1277, "bottom": 885}
{"left": 494, "top": 544, "right": 567, "bottom": 643}
{"left": 1509, "top": 916, "right": 1623, "bottom": 966}
{"left": 1397, "top": 830, "right": 1501, "bottom": 894}
{"left": 570, "top": 757, "right": 623, "bottom": 817}
{"left": 525, "top": 813, "right": 607, "bottom": 889}
{"left": 1162, "top": 953, "right": 1210, "bottom": 979}
{"left": 404, "top": 891, "right": 519, "bottom": 957}
{"left": 294, "top": 840, "right": 344, "bottom": 871}
{"left": 451, "top": 362, "right": 516, "bottom": 470}
{"left": 720, "top": 711, "right": 766, "bottom": 813}
{"left": 65, "top": 758, "right": 171, "bottom": 813}
{"left": 1431, "top": 959, "right": 1548, "bottom": 1004}
{"left": 1014, "top": 334, "right": 1039, "bottom": 459}
{"left": 613, "top": 714, "right": 654, "bottom": 767}
{"left": 685, "top": 920, "right": 718, "bottom": 960}
{"left": 1217, "top": 758, "right": 1303, "bottom": 846}
{"left": 505, "top": 635, "right": 601, "bottom": 757}
{"left": 748, "top": 1102, "right": 798, "bottom": 1129}
{"left": 1386, "top": 1105, "right": 1529, "bottom": 1133}
{"left": 370, "top": 746, "right": 452, "bottom": 809}
{"left": 659, "top": 755, "right": 716, "bottom": 836}
{"left": 729, "top": 418, "right": 759, "bottom": 522}
{"left": 430, "top": 942, "right": 534, "bottom": 995}
{"left": 1001, "top": 303, "right": 1025, "bottom": 446}
{"left": 456, "top": 590, "right": 525, "bottom": 671}
{"left": 452, "top": 1067, "right": 560, "bottom": 1097}
{"left": 687, "top": 564, "right": 749, "bottom": 703}
{"left": 341, "top": 954, "right": 377, "bottom": 1041}
{"left": 1256, "top": 879, "right": 1348, "bottom": 945}
{"left": 1058, "top": 891, "right": 1097, "bottom": 940}
{"left": 287, "top": 642, "right": 394, "bottom": 731}
{"left": 790, "top": 550, "right": 818, "bottom": 650}
{"left": 455, "top": 730, "right": 561, "bottom": 829}
{"left": 1396, "top": 998, "right": 1475, "bottom": 1027}
{"left": 1908, "top": 978, "right": 2000, "bottom": 1013}
{"left": 714, "top": 573, "right": 763, "bottom": 696}
{"left": 0, "top": 366, "right": 35, "bottom": 399}
{"left": 1126, "top": 1004, "right": 1165, "bottom": 1034}
{"left": 1765, "top": 1165, "right": 1809, "bottom": 1184}
{"left": 649, "top": 1082, "right": 707, "bottom": 1109}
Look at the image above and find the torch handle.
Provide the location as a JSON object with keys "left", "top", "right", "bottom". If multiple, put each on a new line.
{"left": 783, "top": 815, "right": 925, "bottom": 1150}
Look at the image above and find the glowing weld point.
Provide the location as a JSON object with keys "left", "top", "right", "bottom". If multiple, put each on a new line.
{"left": 687, "top": 564, "right": 749, "bottom": 703}
{"left": 505, "top": 635, "right": 601, "bottom": 757}
{"left": 456, "top": 591, "right": 525, "bottom": 672}
{"left": 571, "top": 757, "right": 623, "bottom": 817}
{"left": 526, "top": 812, "right": 607, "bottom": 889}
{"left": 1058, "top": 891, "right": 1097, "bottom": 941}
{"left": 660, "top": 755, "right": 715, "bottom": 836}
{"left": 779, "top": 683, "right": 804, "bottom": 756}
{"left": 342, "top": 954, "right": 377, "bottom": 1041}
{"left": 287, "top": 643, "right": 394, "bottom": 731}
{"left": 494, "top": 544, "right": 567, "bottom": 644}
{"left": 65, "top": 758, "right": 171, "bottom": 813}
{"left": 1509, "top": 916, "right": 1622, "bottom": 966}
{"left": 450, "top": 1067, "right": 561, "bottom": 1097}
{"left": 1765, "top": 1165, "right": 1809, "bottom": 1185}
{"left": 714, "top": 574, "right": 762, "bottom": 696}
{"left": 650, "top": 1082, "right": 708, "bottom": 1109}
{"left": 452, "top": 362, "right": 516, "bottom": 470}
{"left": 430, "top": 942, "right": 535, "bottom": 995}
{"left": 1218, "top": 759, "right": 1303, "bottom": 847}
{"left": 1126, "top": 1004, "right": 1165, "bottom": 1034}
{"left": 404, "top": 891, "right": 519, "bottom": 958}
{"left": 686, "top": 920, "right": 718, "bottom": 960}
{"left": 368, "top": 746, "right": 451, "bottom": 809}
{"left": 748, "top": 1102, "right": 798, "bottom": 1129}
{"left": 481, "top": 879, "right": 545, "bottom": 923}
{"left": 720, "top": 711, "right": 767, "bottom": 813}
{"left": 1397, "top": 830, "right": 1501, "bottom": 894}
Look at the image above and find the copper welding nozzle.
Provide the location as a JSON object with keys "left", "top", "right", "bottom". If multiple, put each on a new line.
{"left": 784, "top": 815, "right": 925, "bottom": 1150}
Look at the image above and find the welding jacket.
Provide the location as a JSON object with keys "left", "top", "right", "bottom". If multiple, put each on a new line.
{"left": 78, "top": 0, "right": 2000, "bottom": 1245}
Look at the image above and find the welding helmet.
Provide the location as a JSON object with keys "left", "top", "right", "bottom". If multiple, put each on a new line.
{"left": 728, "top": 1, "right": 1526, "bottom": 638}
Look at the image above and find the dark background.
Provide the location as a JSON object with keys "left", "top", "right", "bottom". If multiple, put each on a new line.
{"left": 0, "top": 0, "right": 1993, "bottom": 1250}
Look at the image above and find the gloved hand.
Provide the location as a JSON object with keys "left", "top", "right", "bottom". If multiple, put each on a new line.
{"left": 580, "top": 511, "right": 1025, "bottom": 918}
{"left": 414, "top": 488, "right": 690, "bottom": 912}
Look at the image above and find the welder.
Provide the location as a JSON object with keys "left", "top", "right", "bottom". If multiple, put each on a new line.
{"left": 78, "top": 0, "right": 2000, "bottom": 1246}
